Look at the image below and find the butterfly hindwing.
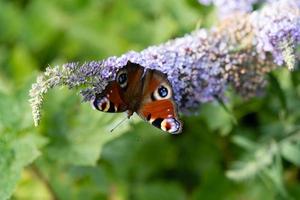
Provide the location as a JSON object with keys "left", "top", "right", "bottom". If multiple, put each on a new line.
{"left": 93, "top": 82, "right": 128, "bottom": 113}
{"left": 137, "top": 70, "right": 182, "bottom": 134}
{"left": 138, "top": 99, "right": 182, "bottom": 134}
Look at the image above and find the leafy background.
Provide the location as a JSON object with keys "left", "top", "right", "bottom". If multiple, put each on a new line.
{"left": 0, "top": 0, "right": 299, "bottom": 199}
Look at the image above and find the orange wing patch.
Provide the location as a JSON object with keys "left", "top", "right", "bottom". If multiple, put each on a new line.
{"left": 93, "top": 82, "right": 128, "bottom": 113}
{"left": 138, "top": 100, "right": 182, "bottom": 134}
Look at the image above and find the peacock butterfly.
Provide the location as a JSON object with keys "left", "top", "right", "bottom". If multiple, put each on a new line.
{"left": 92, "top": 61, "right": 182, "bottom": 134}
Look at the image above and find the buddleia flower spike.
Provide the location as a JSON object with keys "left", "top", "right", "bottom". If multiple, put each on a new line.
{"left": 30, "top": 0, "right": 300, "bottom": 129}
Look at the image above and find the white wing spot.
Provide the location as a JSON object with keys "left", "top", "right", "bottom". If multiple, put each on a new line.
{"left": 162, "top": 118, "right": 181, "bottom": 134}
{"left": 97, "top": 97, "right": 110, "bottom": 112}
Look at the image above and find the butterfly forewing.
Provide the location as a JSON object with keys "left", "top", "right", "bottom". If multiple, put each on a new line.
{"left": 138, "top": 99, "right": 182, "bottom": 134}
{"left": 119, "top": 62, "right": 145, "bottom": 111}
{"left": 93, "top": 61, "right": 144, "bottom": 114}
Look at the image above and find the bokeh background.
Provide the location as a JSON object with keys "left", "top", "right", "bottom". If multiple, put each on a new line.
{"left": 0, "top": 0, "right": 300, "bottom": 199}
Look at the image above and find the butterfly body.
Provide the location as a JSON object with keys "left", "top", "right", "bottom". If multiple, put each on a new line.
{"left": 93, "top": 61, "right": 182, "bottom": 134}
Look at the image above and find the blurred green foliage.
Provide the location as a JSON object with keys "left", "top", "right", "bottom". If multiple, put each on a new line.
{"left": 0, "top": 0, "right": 299, "bottom": 199}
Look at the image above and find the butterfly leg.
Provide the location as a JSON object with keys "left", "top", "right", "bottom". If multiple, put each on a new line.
{"left": 126, "top": 110, "right": 134, "bottom": 119}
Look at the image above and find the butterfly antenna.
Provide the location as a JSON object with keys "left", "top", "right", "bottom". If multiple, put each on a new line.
{"left": 110, "top": 116, "right": 128, "bottom": 133}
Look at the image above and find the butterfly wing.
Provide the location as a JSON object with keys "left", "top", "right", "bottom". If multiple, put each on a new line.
{"left": 92, "top": 82, "right": 128, "bottom": 113}
{"left": 92, "top": 61, "right": 182, "bottom": 133}
{"left": 92, "top": 61, "right": 144, "bottom": 114}
{"left": 137, "top": 70, "right": 182, "bottom": 134}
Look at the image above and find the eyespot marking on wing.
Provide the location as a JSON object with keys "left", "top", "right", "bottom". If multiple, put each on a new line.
{"left": 161, "top": 118, "right": 181, "bottom": 134}
{"left": 93, "top": 97, "right": 110, "bottom": 112}
{"left": 151, "top": 118, "right": 164, "bottom": 128}
{"left": 116, "top": 69, "right": 128, "bottom": 89}
{"left": 150, "top": 117, "right": 181, "bottom": 134}
{"left": 152, "top": 83, "right": 172, "bottom": 100}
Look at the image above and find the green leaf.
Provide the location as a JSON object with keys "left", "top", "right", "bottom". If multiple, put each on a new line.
{"left": 42, "top": 89, "right": 131, "bottom": 166}
{"left": 201, "top": 102, "right": 234, "bottom": 136}
{"left": 134, "top": 182, "right": 185, "bottom": 200}
{"left": 0, "top": 134, "right": 47, "bottom": 200}
{"left": 9, "top": 44, "right": 38, "bottom": 84}
{"left": 280, "top": 140, "right": 300, "bottom": 166}
{"left": 262, "top": 150, "right": 288, "bottom": 198}
{"left": 0, "top": 78, "right": 48, "bottom": 200}
{"left": 268, "top": 73, "right": 287, "bottom": 111}
{"left": 0, "top": 79, "right": 36, "bottom": 133}
{"left": 231, "top": 135, "right": 257, "bottom": 151}
{"left": 226, "top": 142, "right": 278, "bottom": 181}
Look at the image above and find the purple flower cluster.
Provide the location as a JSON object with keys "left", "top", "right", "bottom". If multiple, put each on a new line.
{"left": 64, "top": 30, "right": 227, "bottom": 113}
{"left": 198, "top": 0, "right": 261, "bottom": 18}
{"left": 250, "top": 0, "right": 300, "bottom": 67}
{"left": 30, "top": 0, "right": 300, "bottom": 125}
